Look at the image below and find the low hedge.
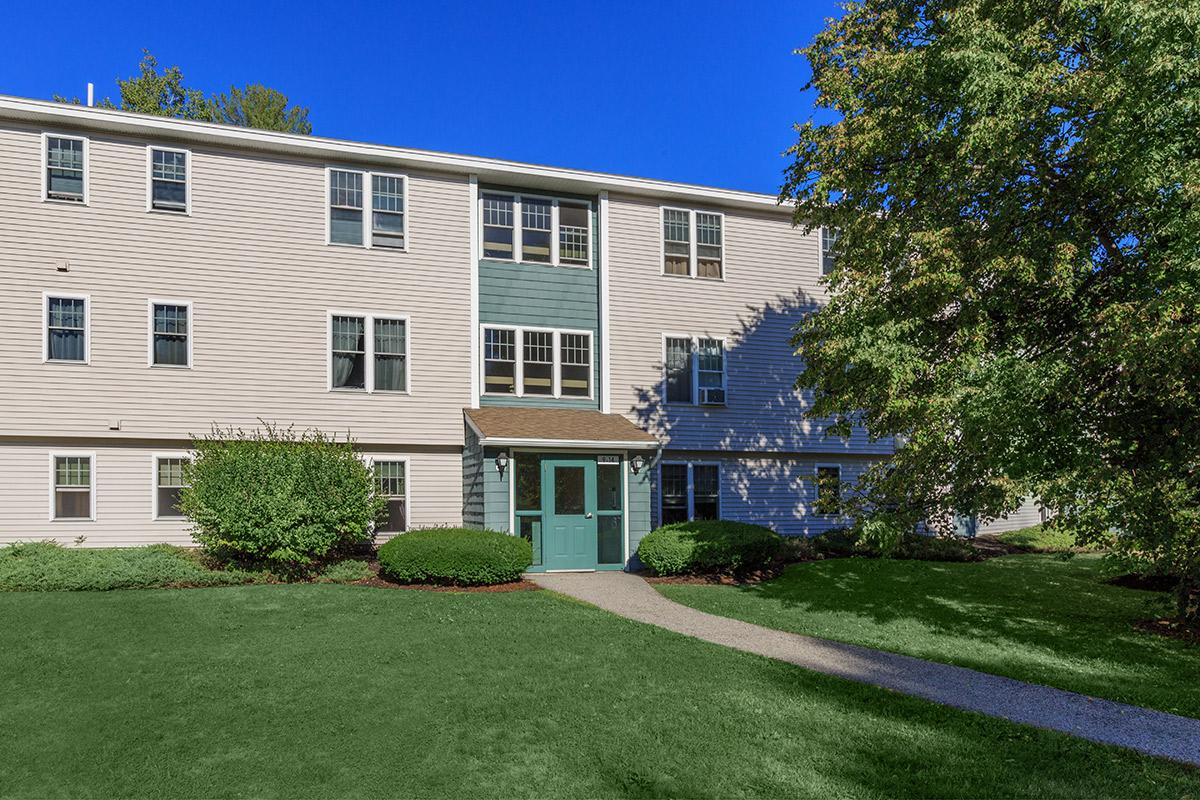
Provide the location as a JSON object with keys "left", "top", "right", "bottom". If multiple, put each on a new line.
{"left": 813, "top": 528, "right": 981, "bottom": 562}
{"left": 638, "top": 520, "right": 783, "bottom": 576}
{"left": 377, "top": 528, "right": 532, "bottom": 586}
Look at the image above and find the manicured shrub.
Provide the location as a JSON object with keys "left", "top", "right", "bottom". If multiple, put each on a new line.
{"left": 377, "top": 528, "right": 532, "bottom": 586}
{"left": 181, "top": 425, "right": 384, "bottom": 573}
{"left": 813, "top": 528, "right": 981, "bottom": 562}
{"left": 0, "top": 541, "right": 263, "bottom": 591}
{"left": 812, "top": 527, "right": 863, "bottom": 557}
{"left": 637, "top": 520, "right": 783, "bottom": 576}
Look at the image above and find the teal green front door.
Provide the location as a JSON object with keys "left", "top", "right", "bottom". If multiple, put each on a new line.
{"left": 543, "top": 457, "right": 597, "bottom": 570}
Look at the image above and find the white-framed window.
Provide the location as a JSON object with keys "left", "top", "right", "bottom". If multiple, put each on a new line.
{"left": 153, "top": 454, "right": 190, "bottom": 520}
{"left": 43, "top": 293, "right": 89, "bottom": 364}
{"left": 50, "top": 453, "right": 94, "bottom": 520}
{"left": 480, "top": 192, "right": 591, "bottom": 267}
{"left": 480, "top": 325, "right": 592, "bottom": 399}
{"left": 662, "top": 334, "right": 727, "bottom": 406}
{"left": 328, "top": 312, "right": 410, "bottom": 393}
{"left": 43, "top": 133, "right": 88, "bottom": 204}
{"left": 371, "top": 457, "right": 409, "bottom": 534}
{"left": 821, "top": 226, "right": 838, "bottom": 275}
{"left": 327, "top": 168, "right": 408, "bottom": 250}
{"left": 659, "top": 461, "right": 720, "bottom": 525}
{"left": 814, "top": 464, "right": 843, "bottom": 515}
{"left": 661, "top": 207, "right": 723, "bottom": 279}
{"left": 147, "top": 300, "right": 192, "bottom": 368}
{"left": 147, "top": 146, "right": 189, "bottom": 213}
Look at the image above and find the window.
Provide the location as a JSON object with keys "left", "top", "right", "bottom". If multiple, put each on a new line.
{"left": 45, "top": 295, "right": 88, "bottom": 363}
{"left": 662, "top": 207, "right": 723, "bottom": 278}
{"left": 327, "top": 169, "right": 408, "bottom": 249}
{"left": 149, "top": 301, "right": 191, "bottom": 367}
{"left": 515, "top": 453, "right": 543, "bottom": 565}
{"left": 329, "top": 169, "right": 364, "bottom": 245}
{"left": 155, "top": 456, "right": 188, "bottom": 519}
{"left": 821, "top": 227, "right": 838, "bottom": 275}
{"left": 484, "top": 328, "right": 517, "bottom": 394}
{"left": 149, "top": 148, "right": 188, "bottom": 212}
{"left": 44, "top": 135, "right": 87, "bottom": 203}
{"left": 371, "top": 174, "right": 406, "bottom": 248}
{"left": 660, "top": 462, "right": 720, "bottom": 524}
{"left": 52, "top": 454, "right": 93, "bottom": 520}
{"left": 373, "top": 460, "right": 407, "bottom": 533}
{"left": 480, "top": 192, "right": 591, "bottom": 267}
{"left": 815, "top": 465, "right": 843, "bottom": 515}
{"left": 663, "top": 334, "right": 727, "bottom": 406}
{"left": 481, "top": 327, "right": 592, "bottom": 399}
{"left": 329, "top": 313, "right": 409, "bottom": 392}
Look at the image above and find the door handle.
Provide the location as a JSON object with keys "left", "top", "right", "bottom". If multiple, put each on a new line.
{"left": 585, "top": 513, "right": 594, "bottom": 519}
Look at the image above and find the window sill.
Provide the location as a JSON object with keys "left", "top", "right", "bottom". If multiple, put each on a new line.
{"left": 149, "top": 363, "right": 192, "bottom": 370}
{"left": 147, "top": 207, "right": 191, "bottom": 217}
{"left": 50, "top": 517, "right": 95, "bottom": 522}
{"left": 659, "top": 272, "right": 725, "bottom": 282}
{"left": 43, "top": 197, "right": 88, "bottom": 207}
{"left": 328, "top": 387, "right": 411, "bottom": 396}
{"left": 153, "top": 516, "right": 187, "bottom": 522}
{"left": 44, "top": 359, "right": 89, "bottom": 366}
{"left": 326, "top": 241, "right": 410, "bottom": 254}
{"left": 482, "top": 257, "right": 593, "bottom": 271}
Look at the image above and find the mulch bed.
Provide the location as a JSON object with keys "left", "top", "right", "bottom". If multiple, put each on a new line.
{"left": 640, "top": 566, "right": 786, "bottom": 586}
{"left": 1135, "top": 618, "right": 1200, "bottom": 644}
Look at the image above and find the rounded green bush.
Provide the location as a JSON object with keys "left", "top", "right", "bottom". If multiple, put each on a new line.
{"left": 637, "top": 520, "right": 783, "bottom": 576}
{"left": 377, "top": 528, "right": 532, "bottom": 586}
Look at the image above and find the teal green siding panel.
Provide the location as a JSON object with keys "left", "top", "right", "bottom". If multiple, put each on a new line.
{"left": 627, "top": 465, "right": 653, "bottom": 570}
{"left": 482, "top": 446, "right": 511, "bottom": 532}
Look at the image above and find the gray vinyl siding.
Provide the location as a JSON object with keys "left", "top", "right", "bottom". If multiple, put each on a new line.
{"left": 462, "top": 425, "right": 484, "bottom": 529}
{"left": 482, "top": 446, "right": 511, "bottom": 532}
{"left": 605, "top": 192, "right": 893, "bottom": 456}
{"left": 627, "top": 464, "right": 652, "bottom": 568}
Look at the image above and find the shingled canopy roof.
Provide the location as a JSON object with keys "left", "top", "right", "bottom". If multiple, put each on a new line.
{"left": 464, "top": 407, "right": 659, "bottom": 449}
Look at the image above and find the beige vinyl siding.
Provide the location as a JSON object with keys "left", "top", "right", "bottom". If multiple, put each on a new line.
{"left": 976, "top": 498, "right": 1045, "bottom": 535}
{"left": 0, "top": 441, "right": 463, "bottom": 547}
{"left": 0, "top": 122, "right": 472, "bottom": 445}
{"left": 606, "top": 192, "right": 892, "bottom": 456}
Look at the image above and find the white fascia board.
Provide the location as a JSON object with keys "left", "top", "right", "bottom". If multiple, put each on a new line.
{"left": 478, "top": 435, "right": 660, "bottom": 450}
{"left": 0, "top": 94, "right": 795, "bottom": 214}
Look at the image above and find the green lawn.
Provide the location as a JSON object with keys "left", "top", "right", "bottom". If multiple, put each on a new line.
{"left": 996, "top": 524, "right": 1094, "bottom": 553}
{"left": 657, "top": 554, "right": 1200, "bottom": 719}
{"left": 1, "top": 585, "right": 1196, "bottom": 798}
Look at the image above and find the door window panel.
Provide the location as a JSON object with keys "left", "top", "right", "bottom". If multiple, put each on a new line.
{"left": 554, "top": 466, "right": 585, "bottom": 515}
{"left": 597, "top": 463, "right": 622, "bottom": 512}
{"left": 597, "top": 515, "right": 622, "bottom": 565}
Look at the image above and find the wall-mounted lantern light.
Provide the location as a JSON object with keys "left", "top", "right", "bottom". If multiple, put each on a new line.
{"left": 495, "top": 451, "right": 510, "bottom": 476}
{"left": 630, "top": 454, "right": 646, "bottom": 475}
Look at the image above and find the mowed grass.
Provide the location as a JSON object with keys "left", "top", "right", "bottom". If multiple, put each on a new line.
{"left": 657, "top": 554, "right": 1200, "bottom": 719}
{"left": 1, "top": 585, "right": 1197, "bottom": 799}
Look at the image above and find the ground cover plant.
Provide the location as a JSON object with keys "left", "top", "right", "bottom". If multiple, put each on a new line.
{"left": 658, "top": 553, "right": 1200, "bottom": 719}
{"left": 812, "top": 528, "right": 981, "bottom": 562}
{"left": 1, "top": 585, "right": 1196, "bottom": 799}
{"left": 997, "top": 523, "right": 1097, "bottom": 553}
{"left": 377, "top": 527, "right": 531, "bottom": 586}
{"left": 637, "top": 520, "right": 783, "bottom": 576}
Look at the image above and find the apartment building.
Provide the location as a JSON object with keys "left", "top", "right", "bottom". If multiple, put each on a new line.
{"left": 0, "top": 94, "right": 900, "bottom": 571}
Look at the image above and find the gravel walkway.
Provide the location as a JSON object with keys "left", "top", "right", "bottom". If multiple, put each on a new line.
{"left": 530, "top": 570, "right": 1200, "bottom": 767}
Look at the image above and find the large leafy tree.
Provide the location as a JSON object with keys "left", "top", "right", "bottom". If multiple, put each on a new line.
{"left": 783, "top": 1, "right": 1200, "bottom": 614}
{"left": 56, "top": 51, "right": 312, "bottom": 134}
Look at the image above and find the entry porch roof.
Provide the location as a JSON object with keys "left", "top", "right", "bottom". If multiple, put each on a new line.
{"left": 464, "top": 407, "right": 659, "bottom": 450}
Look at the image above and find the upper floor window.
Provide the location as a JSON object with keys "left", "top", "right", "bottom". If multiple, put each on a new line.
{"left": 481, "top": 192, "right": 591, "bottom": 267}
{"left": 155, "top": 456, "right": 189, "bottom": 519}
{"left": 328, "top": 169, "right": 407, "bottom": 250}
{"left": 44, "top": 135, "right": 87, "bottom": 203}
{"left": 373, "top": 459, "right": 408, "bottom": 533}
{"left": 821, "top": 227, "right": 838, "bottom": 275}
{"left": 52, "top": 454, "right": 94, "bottom": 520}
{"left": 45, "top": 294, "right": 89, "bottom": 363}
{"left": 149, "top": 301, "right": 191, "bottom": 367}
{"left": 482, "top": 326, "right": 592, "bottom": 399}
{"left": 663, "top": 335, "right": 727, "bottom": 406}
{"left": 660, "top": 462, "right": 720, "bottom": 525}
{"left": 330, "top": 313, "right": 409, "bottom": 393}
{"left": 815, "top": 465, "right": 843, "bottom": 514}
{"left": 662, "top": 207, "right": 723, "bottom": 279}
{"left": 149, "top": 148, "right": 189, "bottom": 213}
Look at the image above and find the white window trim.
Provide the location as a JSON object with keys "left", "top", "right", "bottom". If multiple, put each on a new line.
{"left": 820, "top": 226, "right": 837, "bottom": 276}
{"left": 146, "top": 298, "right": 194, "bottom": 369}
{"left": 48, "top": 451, "right": 96, "bottom": 522}
{"left": 326, "top": 310, "right": 413, "bottom": 394}
{"left": 368, "top": 454, "right": 412, "bottom": 534}
{"left": 41, "top": 132, "right": 89, "bottom": 205}
{"left": 479, "top": 324, "right": 594, "bottom": 400}
{"left": 145, "top": 145, "right": 191, "bottom": 215}
{"left": 659, "top": 206, "right": 725, "bottom": 280}
{"left": 151, "top": 451, "right": 191, "bottom": 521}
{"left": 814, "top": 463, "right": 845, "bottom": 516}
{"left": 324, "top": 167, "right": 410, "bottom": 252}
{"left": 658, "top": 460, "right": 722, "bottom": 523}
{"left": 479, "top": 192, "right": 593, "bottom": 269}
{"left": 660, "top": 332, "right": 729, "bottom": 407}
{"left": 42, "top": 291, "right": 91, "bottom": 365}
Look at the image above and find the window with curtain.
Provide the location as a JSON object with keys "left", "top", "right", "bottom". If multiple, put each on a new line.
{"left": 662, "top": 208, "right": 724, "bottom": 278}
{"left": 150, "top": 148, "right": 187, "bottom": 212}
{"left": 46, "top": 296, "right": 86, "bottom": 362}
{"left": 151, "top": 303, "right": 189, "bottom": 366}
{"left": 371, "top": 174, "right": 405, "bottom": 248}
{"left": 330, "top": 314, "right": 407, "bottom": 392}
{"left": 53, "top": 455, "right": 92, "bottom": 519}
{"left": 373, "top": 317, "right": 407, "bottom": 391}
{"left": 46, "top": 136, "right": 85, "bottom": 202}
{"left": 662, "top": 208, "right": 690, "bottom": 275}
{"left": 521, "top": 198, "right": 552, "bottom": 263}
{"left": 560, "top": 333, "right": 591, "bottom": 397}
{"left": 329, "top": 169, "right": 364, "bottom": 245}
{"left": 696, "top": 212, "right": 723, "bottom": 278}
{"left": 821, "top": 227, "right": 839, "bottom": 275}
{"left": 664, "top": 335, "right": 727, "bottom": 405}
{"left": 664, "top": 337, "right": 693, "bottom": 404}
{"left": 484, "top": 328, "right": 516, "bottom": 394}
{"left": 660, "top": 462, "right": 721, "bottom": 524}
{"left": 156, "top": 457, "right": 188, "bottom": 518}
{"left": 331, "top": 315, "right": 366, "bottom": 389}
{"left": 815, "top": 466, "right": 843, "bottom": 514}
{"left": 482, "top": 194, "right": 515, "bottom": 259}
{"left": 480, "top": 192, "right": 592, "bottom": 266}
{"left": 374, "top": 460, "right": 407, "bottom": 533}
{"left": 522, "top": 330, "right": 554, "bottom": 395}
{"left": 692, "top": 464, "right": 720, "bottom": 519}
{"left": 660, "top": 463, "right": 689, "bottom": 525}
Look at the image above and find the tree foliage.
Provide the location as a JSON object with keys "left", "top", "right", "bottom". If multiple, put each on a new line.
{"left": 55, "top": 50, "right": 312, "bottom": 134}
{"left": 782, "top": 1, "right": 1200, "bottom": 613}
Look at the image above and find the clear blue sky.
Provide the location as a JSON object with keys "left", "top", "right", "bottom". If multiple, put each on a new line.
{"left": 0, "top": 0, "right": 840, "bottom": 194}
